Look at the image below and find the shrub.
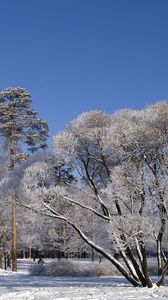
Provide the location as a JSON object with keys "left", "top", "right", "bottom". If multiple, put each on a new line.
{"left": 29, "top": 263, "right": 47, "bottom": 275}
{"left": 29, "top": 259, "right": 120, "bottom": 277}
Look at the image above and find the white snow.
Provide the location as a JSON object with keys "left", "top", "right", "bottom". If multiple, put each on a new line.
{"left": 0, "top": 259, "right": 168, "bottom": 300}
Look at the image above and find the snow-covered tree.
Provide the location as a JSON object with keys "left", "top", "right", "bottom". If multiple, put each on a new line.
{"left": 13, "top": 101, "right": 168, "bottom": 288}
{"left": 0, "top": 87, "right": 49, "bottom": 271}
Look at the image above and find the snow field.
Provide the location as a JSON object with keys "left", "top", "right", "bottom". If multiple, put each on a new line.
{"left": 0, "top": 259, "right": 168, "bottom": 300}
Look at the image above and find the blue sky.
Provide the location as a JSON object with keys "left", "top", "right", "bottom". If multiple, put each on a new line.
{"left": 0, "top": 0, "right": 168, "bottom": 143}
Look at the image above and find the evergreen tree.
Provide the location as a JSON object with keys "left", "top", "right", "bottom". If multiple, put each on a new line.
{"left": 0, "top": 87, "right": 48, "bottom": 169}
{"left": 0, "top": 87, "right": 49, "bottom": 271}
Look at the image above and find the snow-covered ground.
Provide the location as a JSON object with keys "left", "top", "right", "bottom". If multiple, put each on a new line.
{"left": 0, "top": 259, "right": 168, "bottom": 299}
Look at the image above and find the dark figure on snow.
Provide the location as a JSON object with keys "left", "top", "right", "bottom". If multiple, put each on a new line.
{"left": 38, "top": 256, "right": 44, "bottom": 264}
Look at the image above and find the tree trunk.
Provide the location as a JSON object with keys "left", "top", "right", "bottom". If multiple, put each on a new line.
{"left": 118, "top": 233, "right": 146, "bottom": 286}
{"left": 29, "top": 247, "right": 32, "bottom": 259}
{"left": 156, "top": 261, "right": 168, "bottom": 287}
{"left": 125, "top": 246, "right": 147, "bottom": 286}
{"left": 140, "top": 242, "right": 153, "bottom": 288}
{"left": 157, "top": 217, "right": 166, "bottom": 276}
{"left": 0, "top": 255, "right": 2, "bottom": 269}
{"left": 63, "top": 224, "right": 68, "bottom": 259}
{"left": 135, "top": 237, "right": 143, "bottom": 266}
{"left": 12, "top": 192, "right": 17, "bottom": 272}
{"left": 91, "top": 249, "right": 95, "bottom": 262}
{"left": 157, "top": 239, "right": 163, "bottom": 276}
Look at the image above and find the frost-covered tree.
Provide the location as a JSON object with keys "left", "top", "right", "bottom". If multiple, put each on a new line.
{"left": 0, "top": 87, "right": 49, "bottom": 271}
{"left": 14, "top": 102, "right": 168, "bottom": 288}
{"left": 8, "top": 153, "right": 75, "bottom": 258}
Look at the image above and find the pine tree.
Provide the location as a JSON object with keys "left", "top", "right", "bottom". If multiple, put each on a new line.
{"left": 0, "top": 87, "right": 48, "bottom": 169}
{"left": 0, "top": 87, "right": 49, "bottom": 271}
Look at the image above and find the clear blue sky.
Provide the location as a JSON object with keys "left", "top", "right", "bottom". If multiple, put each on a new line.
{"left": 0, "top": 0, "right": 168, "bottom": 143}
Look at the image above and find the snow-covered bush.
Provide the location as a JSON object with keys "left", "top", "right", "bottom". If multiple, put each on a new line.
{"left": 29, "top": 263, "right": 47, "bottom": 275}
{"left": 47, "top": 260, "right": 79, "bottom": 276}
{"left": 29, "top": 259, "right": 120, "bottom": 277}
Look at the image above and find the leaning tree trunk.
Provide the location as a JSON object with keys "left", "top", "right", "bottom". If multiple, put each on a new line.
{"left": 140, "top": 239, "right": 153, "bottom": 288}
{"left": 156, "top": 261, "right": 168, "bottom": 287}
{"left": 117, "top": 232, "right": 147, "bottom": 286}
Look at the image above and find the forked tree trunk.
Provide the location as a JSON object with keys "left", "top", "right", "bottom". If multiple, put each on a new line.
{"left": 125, "top": 246, "right": 147, "bottom": 286}
{"left": 118, "top": 232, "right": 147, "bottom": 286}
